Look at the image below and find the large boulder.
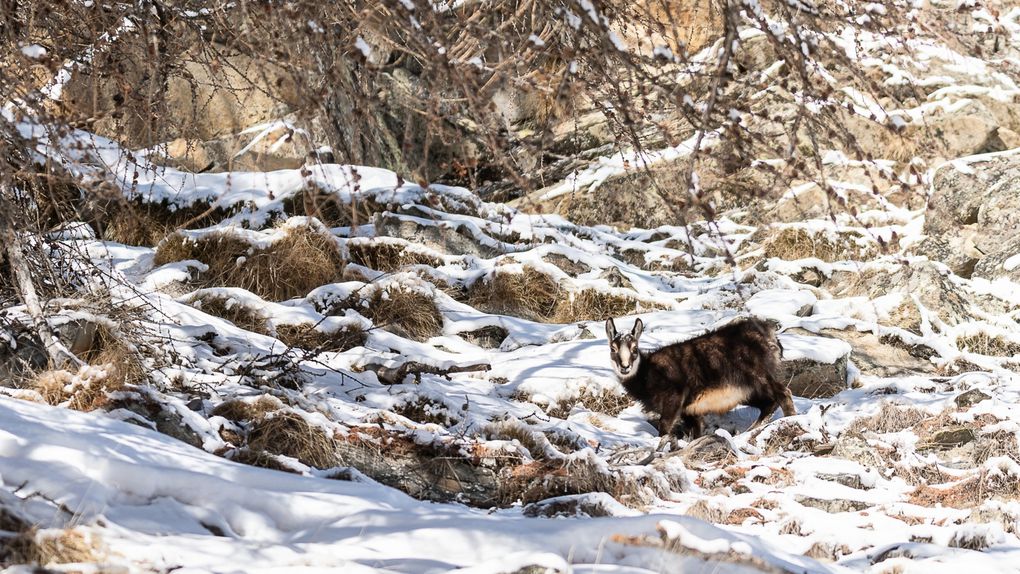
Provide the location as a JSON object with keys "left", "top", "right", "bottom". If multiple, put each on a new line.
{"left": 921, "top": 155, "right": 1020, "bottom": 279}
{"left": 57, "top": 36, "right": 301, "bottom": 149}
{"left": 824, "top": 260, "right": 974, "bottom": 326}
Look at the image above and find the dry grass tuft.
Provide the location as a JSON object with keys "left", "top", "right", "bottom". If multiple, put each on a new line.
{"left": 759, "top": 227, "right": 876, "bottom": 263}
{"left": 843, "top": 403, "right": 931, "bottom": 436}
{"left": 228, "top": 448, "right": 299, "bottom": 473}
{"left": 31, "top": 326, "right": 145, "bottom": 411}
{"left": 155, "top": 224, "right": 344, "bottom": 300}
{"left": 275, "top": 323, "right": 367, "bottom": 352}
{"left": 192, "top": 294, "right": 268, "bottom": 334}
{"left": 2, "top": 528, "right": 102, "bottom": 567}
{"left": 101, "top": 200, "right": 226, "bottom": 247}
{"left": 958, "top": 333, "right": 1020, "bottom": 358}
{"left": 499, "top": 456, "right": 646, "bottom": 506}
{"left": 346, "top": 240, "right": 444, "bottom": 272}
{"left": 468, "top": 267, "right": 562, "bottom": 322}
{"left": 551, "top": 289, "right": 642, "bottom": 323}
{"left": 545, "top": 387, "right": 635, "bottom": 419}
{"left": 246, "top": 412, "right": 339, "bottom": 469}
{"left": 908, "top": 467, "right": 1020, "bottom": 509}
{"left": 289, "top": 184, "right": 385, "bottom": 228}
{"left": 486, "top": 420, "right": 559, "bottom": 461}
{"left": 358, "top": 287, "right": 443, "bottom": 342}
{"left": 211, "top": 395, "right": 284, "bottom": 423}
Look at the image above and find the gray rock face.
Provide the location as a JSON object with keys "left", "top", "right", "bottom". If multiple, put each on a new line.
{"left": 923, "top": 155, "right": 1020, "bottom": 280}
{"left": 824, "top": 261, "right": 972, "bottom": 326}
{"left": 781, "top": 354, "right": 849, "bottom": 399}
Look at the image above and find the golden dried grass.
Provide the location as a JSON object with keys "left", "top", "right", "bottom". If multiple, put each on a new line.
{"left": 468, "top": 267, "right": 561, "bottom": 322}
{"left": 155, "top": 224, "right": 344, "bottom": 300}
{"left": 2, "top": 528, "right": 101, "bottom": 567}
{"left": 551, "top": 289, "right": 642, "bottom": 323}
{"left": 346, "top": 240, "right": 443, "bottom": 272}
{"left": 760, "top": 227, "right": 876, "bottom": 262}
{"left": 359, "top": 287, "right": 443, "bottom": 342}
{"left": 246, "top": 412, "right": 339, "bottom": 469}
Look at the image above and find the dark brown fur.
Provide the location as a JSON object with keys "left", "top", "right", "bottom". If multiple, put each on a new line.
{"left": 607, "top": 316, "right": 795, "bottom": 439}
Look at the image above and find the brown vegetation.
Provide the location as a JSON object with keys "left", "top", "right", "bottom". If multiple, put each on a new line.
{"left": 759, "top": 227, "right": 877, "bottom": 263}
{"left": 31, "top": 324, "right": 144, "bottom": 411}
{"left": 358, "top": 286, "right": 444, "bottom": 342}
{"left": 1, "top": 527, "right": 102, "bottom": 567}
{"left": 544, "top": 387, "right": 635, "bottom": 419}
{"left": 246, "top": 412, "right": 339, "bottom": 469}
{"left": 468, "top": 267, "right": 562, "bottom": 322}
{"left": 155, "top": 224, "right": 344, "bottom": 300}
{"left": 957, "top": 332, "right": 1020, "bottom": 358}
{"left": 346, "top": 239, "right": 445, "bottom": 273}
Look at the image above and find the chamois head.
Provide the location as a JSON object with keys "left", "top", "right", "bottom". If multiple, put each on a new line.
{"left": 606, "top": 318, "right": 643, "bottom": 380}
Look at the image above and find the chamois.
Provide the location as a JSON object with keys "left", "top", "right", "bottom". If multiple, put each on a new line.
{"left": 606, "top": 316, "right": 795, "bottom": 445}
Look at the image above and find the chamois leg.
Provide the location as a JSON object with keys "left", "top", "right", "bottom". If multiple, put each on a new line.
{"left": 779, "top": 387, "right": 796, "bottom": 417}
{"left": 660, "top": 406, "right": 683, "bottom": 451}
{"left": 750, "top": 401, "right": 779, "bottom": 430}
{"left": 681, "top": 414, "right": 704, "bottom": 439}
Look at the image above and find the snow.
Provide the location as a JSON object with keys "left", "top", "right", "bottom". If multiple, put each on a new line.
{"left": 0, "top": 397, "right": 843, "bottom": 573}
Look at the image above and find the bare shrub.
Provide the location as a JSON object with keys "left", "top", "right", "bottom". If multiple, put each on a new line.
{"left": 155, "top": 224, "right": 344, "bottom": 300}
{"left": 276, "top": 323, "right": 367, "bottom": 352}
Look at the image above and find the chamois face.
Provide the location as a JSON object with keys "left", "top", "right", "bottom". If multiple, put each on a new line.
{"left": 606, "top": 318, "right": 643, "bottom": 380}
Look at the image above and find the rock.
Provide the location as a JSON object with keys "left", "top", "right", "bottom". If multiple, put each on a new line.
{"left": 973, "top": 234, "right": 1020, "bottom": 283}
{"left": 59, "top": 37, "right": 301, "bottom": 149}
{"left": 795, "top": 496, "right": 871, "bottom": 513}
{"left": 922, "top": 113, "right": 1001, "bottom": 159}
{"left": 460, "top": 326, "right": 509, "bottom": 349}
{"left": 778, "top": 331, "right": 851, "bottom": 398}
{"left": 955, "top": 388, "right": 991, "bottom": 408}
{"left": 830, "top": 436, "right": 888, "bottom": 468}
{"left": 781, "top": 356, "right": 848, "bottom": 399}
{"left": 925, "top": 427, "right": 977, "bottom": 449}
{"left": 522, "top": 493, "right": 620, "bottom": 518}
{"left": 996, "top": 127, "right": 1020, "bottom": 150}
{"left": 924, "top": 154, "right": 1020, "bottom": 280}
{"left": 816, "top": 473, "right": 871, "bottom": 491}
{"left": 816, "top": 329, "right": 935, "bottom": 377}
{"left": 823, "top": 261, "right": 973, "bottom": 326}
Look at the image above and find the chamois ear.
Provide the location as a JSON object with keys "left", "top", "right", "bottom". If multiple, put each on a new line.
{"left": 632, "top": 318, "right": 643, "bottom": 339}
{"left": 606, "top": 318, "right": 617, "bottom": 341}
